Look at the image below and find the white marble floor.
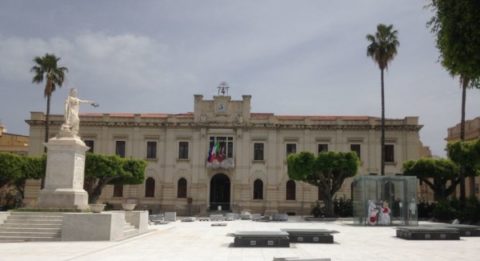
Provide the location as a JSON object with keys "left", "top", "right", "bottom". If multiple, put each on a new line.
{"left": 0, "top": 218, "right": 479, "bottom": 261}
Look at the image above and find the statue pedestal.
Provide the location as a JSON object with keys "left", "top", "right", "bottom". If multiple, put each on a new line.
{"left": 37, "top": 136, "right": 89, "bottom": 210}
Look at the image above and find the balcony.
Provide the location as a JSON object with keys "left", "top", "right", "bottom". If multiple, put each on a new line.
{"left": 206, "top": 158, "right": 235, "bottom": 169}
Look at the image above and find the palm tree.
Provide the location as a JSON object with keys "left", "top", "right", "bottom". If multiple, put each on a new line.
{"left": 31, "top": 53, "right": 68, "bottom": 147}
{"left": 366, "top": 24, "right": 399, "bottom": 176}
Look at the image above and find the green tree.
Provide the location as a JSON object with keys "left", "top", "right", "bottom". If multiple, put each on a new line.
{"left": 403, "top": 158, "right": 459, "bottom": 200}
{"left": 366, "top": 24, "right": 399, "bottom": 176}
{"left": 31, "top": 53, "right": 68, "bottom": 146}
{"left": 0, "top": 152, "right": 24, "bottom": 189}
{"left": 428, "top": 0, "right": 480, "bottom": 199}
{"left": 287, "top": 151, "right": 359, "bottom": 217}
{"left": 84, "top": 153, "right": 146, "bottom": 203}
{"left": 447, "top": 139, "right": 480, "bottom": 197}
{"left": 0, "top": 153, "right": 45, "bottom": 201}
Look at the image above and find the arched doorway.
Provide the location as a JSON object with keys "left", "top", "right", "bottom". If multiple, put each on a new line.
{"left": 210, "top": 173, "right": 230, "bottom": 211}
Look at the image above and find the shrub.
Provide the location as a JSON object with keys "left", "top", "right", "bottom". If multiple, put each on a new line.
{"left": 432, "top": 200, "right": 457, "bottom": 222}
{"left": 417, "top": 201, "right": 435, "bottom": 219}
{"left": 333, "top": 198, "right": 353, "bottom": 217}
{"left": 311, "top": 201, "right": 326, "bottom": 218}
{"left": 463, "top": 196, "right": 480, "bottom": 224}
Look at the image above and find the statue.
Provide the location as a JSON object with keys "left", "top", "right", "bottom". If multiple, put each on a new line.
{"left": 60, "top": 88, "right": 98, "bottom": 137}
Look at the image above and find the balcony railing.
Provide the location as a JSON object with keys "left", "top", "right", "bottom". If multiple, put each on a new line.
{"left": 206, "top": 158, "right": 235, "bottom": 169}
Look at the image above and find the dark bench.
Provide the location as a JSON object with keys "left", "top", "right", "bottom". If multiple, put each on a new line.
{"left": 281, "top": 229, "right": 338, "bottom": 243}
{"left": 445, "top": 224, "right": 480, "bottom": 237}
{"left": 232, "top": 231, "right": 290, "bottom": 247}
{"left": 396, "top": 227, "right": 460, "bottom": 240}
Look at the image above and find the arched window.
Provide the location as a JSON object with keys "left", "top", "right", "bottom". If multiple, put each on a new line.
{"left": 145, "top": 177, "right": 155, "bottom": 198}
{"left": 113, "top": 184, "right": 123, "bottom": 197}
{"left": 177, "top": 178, "right": 187, "bottom": 198}
{"left": 253, "top": 179, "right": 263, "bottom": 200}
{"left": 286, "top": 180, "right": 296, "bottom": 200}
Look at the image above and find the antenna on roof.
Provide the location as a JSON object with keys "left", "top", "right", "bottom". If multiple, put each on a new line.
{"left": 217, "top": 81, "right": 229, "bottom": 96}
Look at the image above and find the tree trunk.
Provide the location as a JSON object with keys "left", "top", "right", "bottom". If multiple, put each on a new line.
{"left": 40, "top": 94, "right": 51, "bottom": 189}
{"left": 324, "top": 194, "right": 334, "bottom": 217}
{"left": 380, "top": 68, "right": 385, "bottom": 176}
{"left": 459, "top": 80, "right": 467, "bottom": 203}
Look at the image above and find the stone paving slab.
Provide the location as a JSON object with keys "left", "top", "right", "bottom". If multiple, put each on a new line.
{"left": 0, "top": 219, "right": 479, "bottom": 260}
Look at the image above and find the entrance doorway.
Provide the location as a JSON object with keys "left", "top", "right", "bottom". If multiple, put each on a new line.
{"left": 210, "top": 173, "right": 230, "bottom": 211}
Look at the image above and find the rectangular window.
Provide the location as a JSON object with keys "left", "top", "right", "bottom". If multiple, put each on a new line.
{"left": 209, "top": 136, "right": 234, "bottom": 159}
{"left": 115, "top": 141, "right": 126, "bottom": 158}
{"left": 254, "top": 143, "right": 264, "bottom": 161}
{"left": 286, "top": 143, "right": 296, "bottom": 156}
{"left": 84, "top": 140, "right": 94, "bottom": 153}
{"left": 178, "top": 141, "right": 189, "bottom": 160}
{"left": 385, "top": 144, "right": 395, "bottom": 163}
{"left": 350, "top": 144, "right": 361, "bottom": 160}
{"left": 146, "top": 141, "right": 157, "bottom": 159}
{"left": 318, "top": 144, "right": 328, "bottom": 154}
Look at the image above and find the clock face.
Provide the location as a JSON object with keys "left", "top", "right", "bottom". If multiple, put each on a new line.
{"left": 217, "top": 102, "right": 226, "bottom": 112}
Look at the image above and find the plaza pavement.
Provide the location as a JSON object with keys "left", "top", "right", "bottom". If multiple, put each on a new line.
{"left": 0, "top": 217, "right": 479, "bottom": 261}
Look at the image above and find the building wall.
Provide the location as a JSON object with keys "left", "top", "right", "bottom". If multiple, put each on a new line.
{"left": 0, "top": 124, "right": 29, "bottom": 155}
{"left": 447, "top": 117, "right": 480, "bottom": 199}
{"left": 25, "top": 95, "right": 423, "bottom": 215}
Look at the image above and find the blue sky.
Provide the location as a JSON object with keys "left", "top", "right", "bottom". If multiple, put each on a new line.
{"left": 1, "top": 0, "right": 479, "bottom": 156}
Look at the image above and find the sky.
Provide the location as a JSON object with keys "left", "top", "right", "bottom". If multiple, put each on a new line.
{"left": 0, "top": 0, "right": 479, "bottom": 157}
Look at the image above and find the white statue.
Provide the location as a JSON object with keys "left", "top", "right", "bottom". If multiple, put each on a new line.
{"left": 60, "top": 88, "right": 98, "bottom": 137}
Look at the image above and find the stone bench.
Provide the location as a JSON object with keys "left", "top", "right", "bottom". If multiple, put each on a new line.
{"left": 396, "top": 227, "right": 460, "bottom": 240}
{"left": 281, "top": 229, "right": 338, "bottom": 243}
{"left": 273, "top": 257, "right": 332, "bottom": 261}
{"left": 209, "top": 214, "right": 225, "bottom": 221}
{"left": 211, "top": 223, "right": 227, "bottom": 227}
{"left": 445, "top": 224, "right": 480, "bottom": 237}
{"left": 232, "top": 231, "right": 290, "bottom": 247}
{"left": 149, "top": 214, "right": 168, "bottom": 225}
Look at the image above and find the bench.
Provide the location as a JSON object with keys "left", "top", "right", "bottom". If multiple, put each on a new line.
{"left": 149, "top": 214, "right": 168, "bottom": 225}
{"left": 445, "top": 224, "right": 480, "bottom": 237}
{"left": 232, "top": 231, "right": 290, "bottom": 247}
{"left": 281, "top": 229, "right": 338, "bottom": 243}
{"left": 396, "top": 227, "right": 460, "bottom": 240}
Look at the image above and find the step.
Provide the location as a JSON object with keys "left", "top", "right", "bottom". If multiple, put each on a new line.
{"left": 0, "top": 236, "right": 59, "bottom": 242}
{"left": 5, "top": 219, "right": 63, "bottom": 224}
{"left": 6, "top": 214, "right": 63, "bottom": 219}
{"left": 0, "top": 227, "right": 61, "bottom": 233}
{"left": 0, "top": 230, "right": 60, "bottom": 236}
{"left": 9, "top": 212, "right": 65, "bottom": 217}
{"left": 123, "top": 228, "right": 138, "bottom": 237}
{"left": 1, "top": 223, "right": 62, "bottom": 229}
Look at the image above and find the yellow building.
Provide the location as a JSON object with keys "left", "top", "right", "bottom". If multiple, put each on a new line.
{"left": 0, "top": 124, "right": 28, "bottom": 155}
{"left": 446, "top": 117, "right": 480, "bottom": 199}
{"left": 25, "top": 93, "right": 425, "bottom": 215}
{"left": 0, "top": 124, "right": 29, "bottom": 208}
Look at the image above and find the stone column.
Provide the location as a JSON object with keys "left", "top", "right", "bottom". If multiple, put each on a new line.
{"left": 37, "top": 136, "right": 89, "bottom": 210}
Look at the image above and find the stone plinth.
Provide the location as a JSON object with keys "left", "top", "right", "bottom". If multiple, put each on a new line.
{"left": 37, "top": 136, "right": 89, "bottom": 210}
{"left": 62, "top": 212, "right": 125, "bottom": 241}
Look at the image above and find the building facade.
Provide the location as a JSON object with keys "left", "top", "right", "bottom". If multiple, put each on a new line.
{"left": 25, "top": 94, "right": 424, "bottom": 215}
{"left": 0, "top": 124, "right": 28, "bottom": 155}
{"left": 446, "top": 117, "right": 480, "bottom": 199}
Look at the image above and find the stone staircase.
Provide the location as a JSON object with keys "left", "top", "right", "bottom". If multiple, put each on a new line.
{"left": 123, "top": 221, "right": 138, "bottom": 238}
{"left": 0, "top": 211, "right": 142, "bottom": 242}
{"left": 0, "top": 212, "right": 63, "bottom": 242}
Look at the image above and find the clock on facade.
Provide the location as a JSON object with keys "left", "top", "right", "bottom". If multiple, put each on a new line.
{"left": 217, "top": 102, "right": 226, "bottom": 112}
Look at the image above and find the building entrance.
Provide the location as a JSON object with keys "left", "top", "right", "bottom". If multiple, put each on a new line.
{"left": 210, "top": 173, "right": 230, "bottom": 211}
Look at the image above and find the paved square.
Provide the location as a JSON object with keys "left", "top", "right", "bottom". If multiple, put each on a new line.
{"left": 0, "top": 217, "right": 478, "bottom": 261}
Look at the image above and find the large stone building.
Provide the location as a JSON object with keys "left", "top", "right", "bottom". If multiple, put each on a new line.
{"left": 0, "top": 124, "right": 28, "bottom": 155}
{"left": 25, "top": 93, "right": 424, "bottom": 215}
{"left": 446, "top": 117, "right": 480, "bottom": 199}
